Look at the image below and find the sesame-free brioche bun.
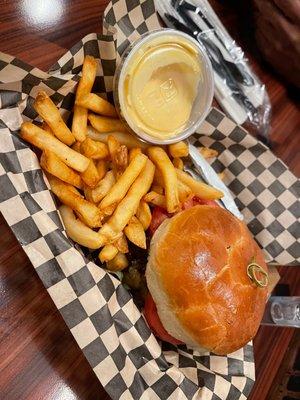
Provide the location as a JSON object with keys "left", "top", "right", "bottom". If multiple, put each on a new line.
{"left": 146, "top": 205, "right": 268, "bottom": 355}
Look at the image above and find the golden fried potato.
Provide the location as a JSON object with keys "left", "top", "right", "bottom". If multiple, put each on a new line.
{"left": 59, "top": 205, "right": 103, "bottom": 249}
{"left": 80, "top": 159, "right": 100, "bottom": 188}
{"left": 172, "top": 157, "right": 184, "bottom": 170}
{"left": 41, "top": 121, "right": 53, "bottom": 135}
{"left": 168, "top": 141, "right": 189, "bottom": 158}
{"left": 218, "top": 171, "right": 225, "bottom": 180}
{"left": 88, "top": 114, "right": 128, "bottom": 133}
{"left": 176, "top": 169, "right": 223, "bottom": 200}
{"left": 99, "top": 244, "right": 119, "bottom": 263}
{"left": 148, "top": 147, "right": 179, "bottom": 213}
{"left": 143, "top": 191, "right": 166, "bottom": 208}
{"left": 34, "top": 91, "right": 75, "bottom": 146}
{"left": 151, "top": 185, "right": 164, "bottom": 195}
{"left": 113, "top": 234, "right": 129, "bottom": 254}
{"left": 40, "top": 150, "right": 82, "bottom": 189}
{"left": 72, "top": 141, "right": 82, "bottom": 153}
{"left": 107, "top": 135, "right": 128, "bottom": 178}
{"left": 87, "top": 127, "right": 148, "bottom": 149}
{"left": 48, "top": 175, "right": 102, "bottom": 228}
{"left": 177, "top": 180, "right": 192, "bottom": 202}
{"left": 136, "top": 201, "right": 152, "bottom": 230}
{"left": 86, "top": 170, "right": 116, "bottom": 203}
{"left": 115, "top": 145, "right": 128, "bottom": 176}
{"left": 198, "top": 147, "right": 218, "bottom": 159}
{"left": 98, "top": 160, "right": 155, "bottom": 243}
{"left": 80, "top": 137, "right": 109, "bottom": 160}
{"left": 72, "top": 55, "right": 97, "bottom": 141}
{"left": 124, "top": 216, "right": 146, "bottom": 249}
{"left": 21, "top": 122, "right": 90, "bottom": 172}
{"left": 76, "top": 93, "right": 117, "bottom": 118}
{"left": 99, "top": 153, "right": 147, "bottom": 210}
{"left": 96, "top": 160, "right": 107, "bottom": 180}
{"left": 129, "top": 147, "right": 142, "bottom": 163}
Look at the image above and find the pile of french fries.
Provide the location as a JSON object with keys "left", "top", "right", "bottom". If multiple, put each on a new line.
{"left": 20, "top": 55, "right": 223, "bottom": 272}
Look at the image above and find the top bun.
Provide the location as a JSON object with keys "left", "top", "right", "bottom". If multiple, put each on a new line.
{"left": 146, "top": 205, "right": 268, "bottom": 355}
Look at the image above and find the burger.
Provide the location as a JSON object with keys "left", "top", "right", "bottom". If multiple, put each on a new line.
{"left": 144, "top": 204, "right": 268, "bottom": 355}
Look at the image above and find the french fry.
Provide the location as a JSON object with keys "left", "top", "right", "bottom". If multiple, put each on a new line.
{"left": 86, "top": 170, "right": 116, "bottom": 203}
{"left": 68, "top": 185, "right": 84, "bottom": 197}
{"left": 101, "top": 204, "right": 116, "bottom": 217}
{"left": 114, "top": 234, "right": 128, "bottom": 253}
{"left": 48, "top": 175, "right": 102, "bottom": 228}
{"left": 218, "top": 171, "right": 225, "bottom": 180}
{"left": 129, "top": 147, "right": 142, "bottom": 163}
{"left": 143, "top": 191, "right": 166, "bottom": 208}
{"left": 148, "top": 147, "right": 179, "bottom": 213}
{"left": 198, "top": 147, "right": 218, "bottom": 159}
{"left": 115, "top": 145, "right": 128, "bottom": 176}
{"left": 41, "top": 121, "right": 53, "bottom": 135}
{"left": 172, "top": 157, "right": 184, "bottom": 170}
{"left": 124, "top": 216, "right": 146, "bottom": 249}
{"left": 168, "top": 141, "right": 189, "bottom": 158}
{"left": 176, "top": 169, "right": 223, "bottom": 200}
{"left": 72, "top": 55, "right": 97, "bottom": 142}
{"left": 107, "top": 135, "right": 128, "bottom": 178}
{"left": 96, "top": 160, "right": 107, "bottom": 180}
{"left": 99, "top": 153, "right": 148, "bottom": 210}
{"left": 33, "top": 91, "right": 75, "bottom": 146}
{"left": 80, "top": 159, "right": 100, "bottom": 188}
{"left": 21, "top": 122, "right": 90, "bottom": 172}
{"left": 106, "top": 252, "right": 128, "bottom": 271}
{"left": 136, "top": 201, "right": 152, "bottom": 230}
{"left": 151, "top": 185, "right": 164, "bottom": 195}
{"left": 72, "top": 141, "right": 82, "bottom": 152}
{"left": 107, "top": 134, "right": 119, "bottom": 155}
{"left": 88, "top": 113, "right": 128, "bottom": 133}
{"left": 76, "top": 93, "right": 117, "bottom": 118}
{"left": 99, "top": 244, "right": 118, "bottom": 263}
{"left": 83, "top": 185, "right": 95, "bottom": 203}
{"left": 40, "top": 150, "right": 82, "bottom": 189}
{"left": 178, "top": 180, "right": 192, "bottom": 202}
{"left": 87, "top": 126, "right": 148, "bottom": 149}
{"left": 153, "top": 168, "right": 164, "bottom": 187}
{"left": 73, "top": 108, "right": 89, "bottom": 142}
{"left": 107, "top": 135, "right": 120, "bottom": 177}
{"left": 153, "top": 169, "right": 190, "bottom": 202}
{"left": 80, "top": 137, "right": 109, "bottom": 160}
{"left": 59, "top": 205, "right": 103, "bottom": 249}
{"left": 98, "top": 160, "right": 155, "bottom": 243}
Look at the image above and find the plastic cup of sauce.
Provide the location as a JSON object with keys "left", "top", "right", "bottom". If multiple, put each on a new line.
{"left": 114, "top": 29, "right": 214, "bottom": 145}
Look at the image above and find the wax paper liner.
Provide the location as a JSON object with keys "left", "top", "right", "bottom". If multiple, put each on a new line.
{"left": 0, "top": 1, "right": 299, "bottom": 400}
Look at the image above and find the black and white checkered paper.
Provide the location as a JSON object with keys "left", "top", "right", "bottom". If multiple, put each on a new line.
{"left": 0, "top": 1, "right": 299, "bottom": 399}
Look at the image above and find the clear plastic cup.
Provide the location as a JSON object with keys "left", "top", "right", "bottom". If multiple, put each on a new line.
{"left": 114, "top": 29, "right": 214, "bottom": 145}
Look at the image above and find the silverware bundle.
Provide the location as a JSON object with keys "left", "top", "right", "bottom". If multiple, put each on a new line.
{"left": 156, "top": 0, "right": 272, "bottom": 139}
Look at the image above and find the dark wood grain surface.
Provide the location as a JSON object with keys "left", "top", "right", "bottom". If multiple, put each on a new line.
{"left": 0, "top": 1, "right": 299, "bottom": 399}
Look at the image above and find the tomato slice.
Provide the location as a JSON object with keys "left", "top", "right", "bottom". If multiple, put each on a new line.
{"left": 144, "top": 294, "right": 183, "bottom": 345}
{"left": 182, "top": 196, "right": 219, "bottom": 210}
{"left": 148, "top": 206, "right": 170, "bottom": 236}
{"left": 193, "top": 196, "right": 219, "bottom": 207}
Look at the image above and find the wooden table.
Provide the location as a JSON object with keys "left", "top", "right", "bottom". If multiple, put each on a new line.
{"left": 0, "top": 1, "right": 299, "bottom": 399}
